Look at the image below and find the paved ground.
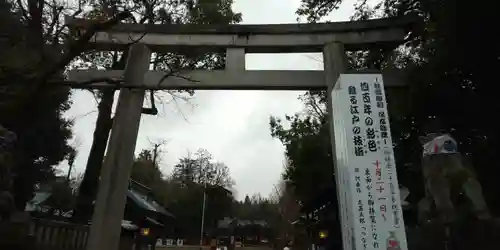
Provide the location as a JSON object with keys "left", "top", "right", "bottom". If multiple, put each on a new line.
{"left": 156, "top": 246, "right": 273, "bottom": 250}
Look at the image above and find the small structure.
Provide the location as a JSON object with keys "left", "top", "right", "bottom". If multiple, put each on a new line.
{"left": 214, "top": 217, "right": 272, "bottom": 248}
{"left": 24, "top": 187, "right": 54, "bottom": 214}
{"left": 123, "top": 180, "right": 176, "bottom": 249}
{"left": 293, "top": 185, "right": 342, "bottom": 250}
{"left": 24, "top": 178, "right": 175, "bottom": 250}
{"left": 25, "top": 176, "right": 71, "bottom": 216}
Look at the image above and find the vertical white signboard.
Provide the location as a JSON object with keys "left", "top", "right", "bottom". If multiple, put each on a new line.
{"left": 331, "top": 74, "right": 407, "bottom": 250}
{"left": 331, "top": 74, "right": 354, "bottom": 250}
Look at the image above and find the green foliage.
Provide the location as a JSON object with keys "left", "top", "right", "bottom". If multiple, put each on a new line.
{"left": 44, "top": 179, "right": 75, "bottom": 214}
{"left": 296, "top": 0, "right": 342, "bottom": 23}
{"left": 395, "top": 0, "right": 499, "bottom": 212}
{"left": 172, "top": 149, "right": 234, "bottom": 189}
{"left": 236, "top": 194, "right": 275, "bottom": 220}
{"left": 73, "top": 0, "right": 242, "bottom": 222}
{"left": 165, "top": 149, "right": 235, "bottom": 240}
{"left": 129, "top": 147, "right": 236, "bottom": 242}
{"left": 231, "top": 187, "right": 303, "bottom": 248}
{"left": 130, "top": 149, "right": 164, "bottom": 188}
{"left": 231, "top": 194, "right": 280, "bottom": 245}
{"left": 188, "top": 0, "right": 242, "bottom": 25}
{"left": 269, "top": 112, "right": 333, "bottom": 206}
{"left": 285, "top": 0, "right": 500, "bottom": 225}
{"left": 0, "top": 0, "right": 74, "bottom": 209}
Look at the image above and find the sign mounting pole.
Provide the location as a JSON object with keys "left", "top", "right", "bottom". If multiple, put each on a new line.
{"left": 323, "top": 42, "right": 351, "bottom": 250}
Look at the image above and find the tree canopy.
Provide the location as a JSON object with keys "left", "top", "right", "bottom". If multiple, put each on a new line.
{"left": 70, "top": 0, "right": 242, "bottom": 222}
{"left": 272, "top": 0, "right": 500, "bottom": 233}
{"left": 0, "top": 0, "right": 75, "bottom": 209}
{"left": 172, "top": 149, "right": 234, "bottom": 189}
{"left": 129, "top": 147, "right": 296, "bottom": 245}
{"left": 131, "top": 149, "right": 164, "bottom": 188}
{"left": 129, "top": 147, "right": 236, "bottom": 243}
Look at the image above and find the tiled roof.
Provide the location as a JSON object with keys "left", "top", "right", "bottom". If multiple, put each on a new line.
{"left": 24, "top": 191, "right": 51, "bottom": 211}
{"left": 127, "top": 188, "right": 175, "bottom": 218}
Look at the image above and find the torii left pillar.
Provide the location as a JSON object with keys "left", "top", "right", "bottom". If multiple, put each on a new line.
{"left": 86, "top": 43, "right": 151, "bottom": 250}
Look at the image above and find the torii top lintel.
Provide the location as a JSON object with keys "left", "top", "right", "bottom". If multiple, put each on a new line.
{"left": 66, "top": 15, "right": 418, "bottom": 53}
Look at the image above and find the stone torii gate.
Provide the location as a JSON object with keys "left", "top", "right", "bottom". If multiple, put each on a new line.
{"left": 66, "top": 15, "right": 415, "bottom": 250}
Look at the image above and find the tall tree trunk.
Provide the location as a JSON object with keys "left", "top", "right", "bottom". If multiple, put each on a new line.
{"left": 72, "top": 51, "right": 129, "bottom": 223}
{"left": 71, "top": 88, "right": 115, "bottom": 222}
{"left": 152, "top": 143, "right": 160, "bottom": 168}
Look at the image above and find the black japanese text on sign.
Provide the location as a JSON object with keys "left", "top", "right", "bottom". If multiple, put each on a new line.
{"left": 374, "top": 80, "right": 388, "bottom": 143}
{"left": 374, "top": 80, "right": 389, "bottom": 225}
{"left": 374, "top": 159, "right": 387, "bottom": 223}
{"left": 365, "top": 168, "right": 379, "bottom": 249}
{"left": 355, "top": 167, "right": 368, "bottom": 250}
{"left": 384, "top": 148, "right": 401, "bottom": 228}
{"left": 360, "top": 82, "right": 377, "bottom": 153}
{"left": 348, "top": 86, "right": 364, "bottom": 157}
{"left": 374, "top": 77, "right": 402, "bottom": 229}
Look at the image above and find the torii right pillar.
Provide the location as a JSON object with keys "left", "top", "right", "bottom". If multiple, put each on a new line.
{"left": 323, "top": 42, "right": 408, "bottom": 250}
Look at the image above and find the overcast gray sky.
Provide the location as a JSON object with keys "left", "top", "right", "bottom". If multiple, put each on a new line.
{"left": 62, "top": 0, "right": 359, "bottom": 200}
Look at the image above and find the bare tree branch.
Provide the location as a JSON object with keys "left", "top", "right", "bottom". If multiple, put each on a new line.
{"left": 47, "top": 77, "right": 123, "bottom": 89}
{"left": 46, "top": 0, "right": 63, "bottom": 41}
{"left": 73, "top": 110, "right": 98, "bottom": 120}
{"left": 41, "top": 11, "right": 132, "bottom": 79}
{"left": 170, "top": 94, "right": 190, "bottom": 122}
{"left": 156, "top": 70, "right": 177, "bottom": 88}
{"left": 16, "top": 0, "right": 29, "bottom": 20}
{"left": 172, "top": 74, "right": 201, "bottom": 83}
{"left": 126, "top": 32, "right": 148, "bottom": 45}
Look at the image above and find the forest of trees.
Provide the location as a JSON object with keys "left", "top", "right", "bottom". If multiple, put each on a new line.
{"left": 26, "top": 143, "right": 295, "bottom": 245}
{"left": 0, "top": 0, "right": 298, "bottom": 244}
{"left": 269, "top": 0, "right": 499, "bottom": 247}
{"left": 273, "top": 0, "right": 499, "bottom": 213}
{"left": 1, "top": 0, "right": 497, "bottom": 248}
{"left": 124, "top": 145, "right": 301, "bottom": 246}
{"left": 0, "top": 0, "right": 242, "bottom": 223}
{"left": 132, "top": 147, "right": 236, "bottom": 242}
{"left": 130, "top": 146, "right": 299, "bottom": 245}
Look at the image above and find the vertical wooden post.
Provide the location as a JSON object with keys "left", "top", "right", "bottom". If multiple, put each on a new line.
{"left": 225, "top": 48, "right": 246, "bottom": 71}
{"left": 86, "top": 43, "right": 151, "bottom": 250}
{"left": 323, "top": 42, "right": 348, "bottom": 250}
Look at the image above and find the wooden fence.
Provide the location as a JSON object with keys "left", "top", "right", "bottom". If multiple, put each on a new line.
{"left": 0, "top": 217, "right": 89, "bottom": 250}
{"left": 29, "top": 218, "right": 89, "bottom": 250}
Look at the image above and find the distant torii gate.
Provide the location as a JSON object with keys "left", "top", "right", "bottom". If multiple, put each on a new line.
{"left": 66, "top": 15, "right": 416, "bottom": 250}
